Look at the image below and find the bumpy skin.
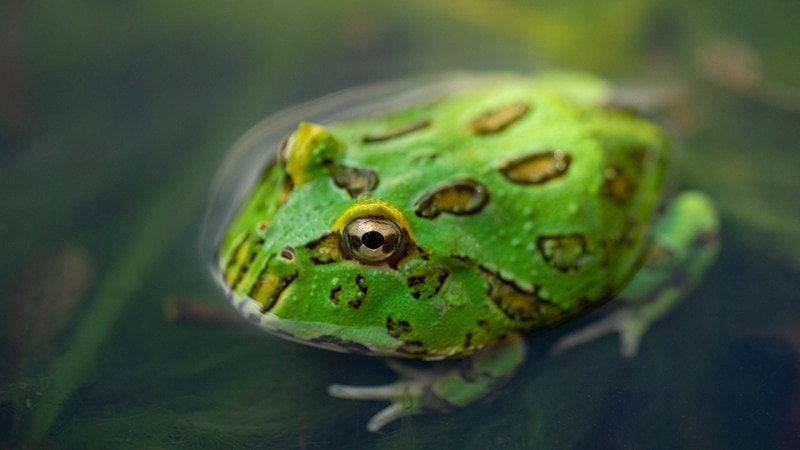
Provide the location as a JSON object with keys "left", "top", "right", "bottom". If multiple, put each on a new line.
{"left": 216, "top": 74, "right": 719, "bottom": 431}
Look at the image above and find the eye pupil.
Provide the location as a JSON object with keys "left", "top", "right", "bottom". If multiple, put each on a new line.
{"left": 361, "top": 231, "right": 386, "bottom": 249}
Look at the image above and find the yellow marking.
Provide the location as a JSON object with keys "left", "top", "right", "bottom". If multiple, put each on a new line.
{"left": 249, "top": 270, "right": 297, "bottom": 310}
{"left": 284, "top": 122, "right": 343, "bottom": 186}
{"left": 223, "top": 235, "right": 249, "bottom": 287}
{"left": 332, "top": 198, "right": 415, "bottom": 241}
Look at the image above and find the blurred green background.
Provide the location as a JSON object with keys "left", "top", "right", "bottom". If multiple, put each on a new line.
{"left": 1, "top": 0, "right": 799, "bottom": 448}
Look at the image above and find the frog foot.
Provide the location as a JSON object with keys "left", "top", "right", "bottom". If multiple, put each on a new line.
{"left": 550, "top": 306, "right": 650, "bottom": 357}
{"left": 329, "top": 335, "right": 526, "bottom": 431}
{"left": 328, "top": 360, "right": 452, "bottom": 432}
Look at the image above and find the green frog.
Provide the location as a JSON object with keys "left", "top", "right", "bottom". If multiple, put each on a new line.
{"left": 214, "top": 72, "right": 719, "bottom": 431}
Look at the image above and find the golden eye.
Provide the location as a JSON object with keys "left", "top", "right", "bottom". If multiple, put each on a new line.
{"left": 343, "top": 217, "right": 403, "bottom": 264}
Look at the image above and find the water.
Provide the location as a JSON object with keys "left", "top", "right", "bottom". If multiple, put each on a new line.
{"left": 1, "top": 1, "right": 799, "bottom": 448}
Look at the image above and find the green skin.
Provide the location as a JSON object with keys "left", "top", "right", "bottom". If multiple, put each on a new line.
{"left": 217, "top": 73, "right": 720, "bottom": 432}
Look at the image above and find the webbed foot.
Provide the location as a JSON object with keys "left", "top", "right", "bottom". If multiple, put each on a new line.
{"left": 328, "top": 335, "right": 526, "bottom": 431}
{"left": 328, "top": 361, "right": 449, "bottom": 432}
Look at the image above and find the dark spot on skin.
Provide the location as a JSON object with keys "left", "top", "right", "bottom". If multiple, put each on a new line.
{"left": 331, "top": 164, "right": 378, "bottom": 198}
{"left": 406, "top": 268, "right": 449, "bottom": 300}
{"left": 413, "top": 178, "right": 489, "bottom": 218}
{"left": 416, "top": 247, "right": 432, "bottom": 261}
{"left": 464, "top": 333, "right": 473, "bottom": 349}
{"left": 467, "top": 102, "right": 530, "bottom": 135}
{"left": 404, "top": 340, "right": 424, "bottom": 347}
{"left": 310, "top": 335, "right": 372, "bottom": 354}
{"left": 499, "top": 150, "right": 571, "bottom": 185}
{"left": 479, "top": 267, "right": 612, "bottom": 331}
{"left": 406, "top": 275, "right": 425, "bottom": 299}
{"left": 328, "top": 275, "right": 367, "bottom": 308}
{"left": 386, "top": 316, "right": 412, "bottom": 337}
{"left": 407, "top": 275, "right": 425, "bottom": 287}
{"left": 601, "top": 165, "right": 632, "bottom": 203}
{"left": 257, "top": 221, "right": 269, "bottom": 232}
{"left": 362, "top": 119, "right": 431, "bottom": 143}
{"left": 329, "top": 286, "right": 342, "bottom": 305}
{"left": 451, "top": 254, "right": 473, "bottom": 264}
{"left": 482, "top": 268, "right": 550, "bottom": 328}
{"left": 537, "top": 234, "right": 591, "bottom": 271}
{"left": 476, "top": 319, "right": 489, "bottom": 329}
{"left": 347, "top": 299, "right": 362, "bottom": 309}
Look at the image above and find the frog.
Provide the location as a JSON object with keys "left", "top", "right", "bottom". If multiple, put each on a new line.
{"left": 214, "top": 72, "right": 720, "bottom": 432}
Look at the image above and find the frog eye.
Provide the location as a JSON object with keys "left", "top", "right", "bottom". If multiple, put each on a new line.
{"left": 343, "top": 217, "right": 404, "bottom": 264}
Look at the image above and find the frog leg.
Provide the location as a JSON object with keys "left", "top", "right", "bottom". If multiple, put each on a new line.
{"left": 552, "top": 191, "right": 720, "bottom": 357}
{"left": 328, "top": 334, "right": 526, "bottom": 431}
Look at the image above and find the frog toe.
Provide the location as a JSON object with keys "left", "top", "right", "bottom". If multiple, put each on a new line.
{"left": 328, "top": 382, "right": 416, "bottom": 402}
{"left": 551, "top": 307, "right": 647, "bottom": 357}
{"left": 328, "top": 380, "right": 432, "bottom": 431}
{"left": 366, "top": 403, "right": 416, "bottom": 432}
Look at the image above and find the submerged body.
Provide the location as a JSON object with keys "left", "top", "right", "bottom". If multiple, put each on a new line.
{"left": 216, "top": 73, "right": 719, "bottom": 431}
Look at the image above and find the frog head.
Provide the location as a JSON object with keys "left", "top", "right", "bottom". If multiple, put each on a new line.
{"left": 218, "top": 122, "right": 538, "bottom": 359}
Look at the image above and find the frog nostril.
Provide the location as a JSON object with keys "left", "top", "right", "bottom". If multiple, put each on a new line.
{"left": 280, "top": 246, "right": 295, "bottom": 260}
